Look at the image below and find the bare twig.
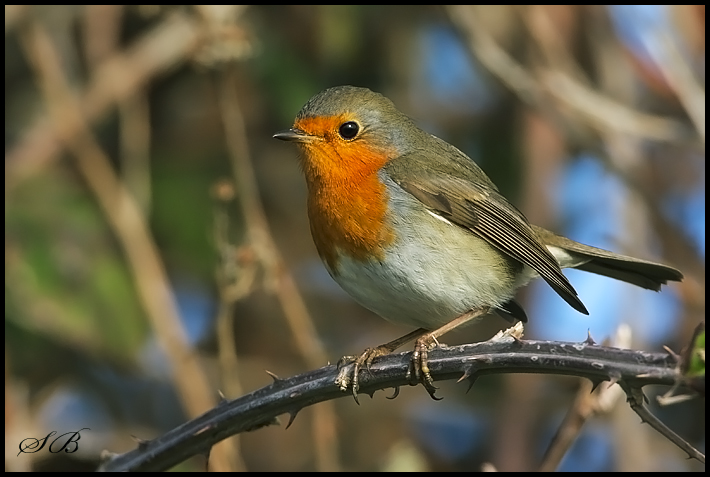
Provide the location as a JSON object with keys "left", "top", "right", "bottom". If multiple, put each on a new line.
{"left": 6, "top": 11, "right": 202, "bottom": 193}
{"left": 538, "top": 379, "right": 595, "bottom": 472}
{"left": 448, "top": 3, "right": 703, "bottom": 306}
{"left": 542, "top": 71, "right": 688, "bottom": 143}
{"left": 446, "top": 5, "right": 540, "bottom": 106}
{"left": 625, "top": 386, "right": 705, "bottom": 463}
{"left": 522, "top": 5, "right": 589, "bottom": 83}
{"left": 212, "top": 186, "right": 255, "bottom": 472}
{"left": 445, "top": 5, "right": 690, "bottom": 144}
{"left": 538, "top": 326, "right": 629, "bottom": 471}
{"left": 98, "top": 338, "right": 691, "bottom": 471}
{"left": 212, "top": 183, "right": 258, "bottom": 401}
{"left": 118, "top": 91, "right": 153, "bottom": 215}
{"left": 83, "top": 5, "right": 124, "bottom": 69}
{"left": 83, "top": 5, "right": 153, "bottom": 216}
{"left": 641, "top": 28, "right": 705, "bottom": 142}
{"left": 19, "top": 20, "right": 232, "bottom": 472}
{"left": 516, "top": 7, "right": 704, "bottom": 462}
{"left": 216, "top": 66, "right": 341, "bottom": 472}
{"left": 4, "top": 4, "right": 27, "bottom": 33}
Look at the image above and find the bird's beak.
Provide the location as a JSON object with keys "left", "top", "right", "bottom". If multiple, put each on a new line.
{"left": 273, "top": 128, "right": 310, "bottom": 143}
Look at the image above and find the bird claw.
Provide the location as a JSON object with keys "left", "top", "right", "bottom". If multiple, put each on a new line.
{"left": 336, "top": 346, "right": 390, "bottom": 403}
{"left": 412, "top": 335, "right": 442, "bottom": 400}
{"left": 336, "top": 333, "right": 442, "bottom": 402}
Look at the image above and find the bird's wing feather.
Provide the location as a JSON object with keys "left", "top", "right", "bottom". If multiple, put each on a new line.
{"left": 385, "top": 154, "right": 588, "bottom": 314}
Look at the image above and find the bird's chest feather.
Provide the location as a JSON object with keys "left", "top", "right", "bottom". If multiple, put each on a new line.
{"left": 307, "top": 172, "right": 394, "bottom": 271}
{"left": 310, "top": 172, "right": 521, "bottom": 329}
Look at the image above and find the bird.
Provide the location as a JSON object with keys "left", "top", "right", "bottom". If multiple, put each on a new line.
{"left": 273, "top": 85, "right": 683, "bottom": 399}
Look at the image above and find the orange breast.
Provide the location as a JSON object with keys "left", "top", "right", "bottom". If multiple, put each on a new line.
{"left": 295, "top": 116, "right": 396, "bottom": 272}
{"left": 308, "top": 171, "right": 395, "bottom": 272}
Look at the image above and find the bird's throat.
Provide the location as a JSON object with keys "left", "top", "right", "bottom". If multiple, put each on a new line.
{"left": 307, "top": 173, "right": 394, "bottom": 272}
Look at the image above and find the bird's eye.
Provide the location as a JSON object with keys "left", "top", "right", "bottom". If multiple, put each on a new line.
{"left": 338, "top": 121, "right": 359, "bottom": 140}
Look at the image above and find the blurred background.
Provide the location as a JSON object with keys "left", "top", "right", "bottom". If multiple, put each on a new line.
{"left": 5, "top": 5, "right": 705, "bottom": 472}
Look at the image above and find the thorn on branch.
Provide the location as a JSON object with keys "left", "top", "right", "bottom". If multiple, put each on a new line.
{"left": 131, "top": 435, "right": 151, "bottom": 450}
{"left": 457, "top": 364, "right": 479, "bottom": 393}
{"left": 217, "top": 389, "right": 228, "bottom": 403}
{"left": 605, "top": 371, "right": 622, "bottom": 390}
{"left": 457, "top": 366, "right": 474, "bottom": 383}
{"left": 285, "top": 409, "right": 301, "bottom": 430}
{"left": 663, "top": 345, "right": 681, "bottom": 361}
{"left": 265, "top": 370, "right": 281, "bottom": 383}
{"left": 465, "top": 376, "right": 479, "bottom": 394}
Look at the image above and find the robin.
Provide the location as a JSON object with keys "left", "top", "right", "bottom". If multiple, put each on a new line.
{"left": 273, "top": 85, "right": 683, "bottom": 399}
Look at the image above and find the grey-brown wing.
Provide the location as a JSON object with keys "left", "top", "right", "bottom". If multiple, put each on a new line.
{"left": 386, "top": 160, "right": 588, "bottom": 314}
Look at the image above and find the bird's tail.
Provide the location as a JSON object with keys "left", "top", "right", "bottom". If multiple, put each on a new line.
{"left": 533, "top": 225, "right": 683, "bottom": 291}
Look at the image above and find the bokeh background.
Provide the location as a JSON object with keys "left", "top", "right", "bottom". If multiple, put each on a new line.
{"left": 5, "top": 5, "right": 705, "bottom": 472}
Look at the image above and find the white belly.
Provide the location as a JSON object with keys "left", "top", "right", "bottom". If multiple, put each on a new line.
{"left": 327, "top": 175, "right": 523, "bottom": 330}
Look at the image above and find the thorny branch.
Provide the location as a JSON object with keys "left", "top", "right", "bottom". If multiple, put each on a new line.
{"left": 625, "top": 386, "right": 704, "bottom": 464}
{"left": 98, "top": 337, "right": 703, "bottom": 471}
{"left": 538, "top": 328, "right": 629, "bottom": 472}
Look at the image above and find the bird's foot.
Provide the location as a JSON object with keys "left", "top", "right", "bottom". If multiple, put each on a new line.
{"left": 409, "top": 334, "right": 443, "bottom": 400}
{"left": 336, "top": 345, "right": 395, "bottom": 404}
{"left": 335, "top": 328, "right": 429, "bottom": 403}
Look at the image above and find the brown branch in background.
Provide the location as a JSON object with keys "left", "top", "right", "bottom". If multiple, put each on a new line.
{"left": 216, "top": 66, "right": 342, "bottom": 472}
{"left": 83, "top": 5, "right": 124, "bottom": 69}
{"left": 641, "top": 28, "right": 705, "bottom": 143}
{"left": 538, "top": 327, "right": 629, "bottom": 471}
{"left": 212, "top": 180, "right": 258, "bottom": 402}
{"left": 538, "top": 379, "right": 596, "bottom": 472}
{"left": 211, "top": 181, "right": 256, "bottom": 473}
{"left": 18, "top": 20, "right": 233, "bottom": 472}
{"left": 118, "top": 92, "right": 153, "bottom": 215}
{"left": 581, "top": 8, "right": 705, "bottom": 309}
{"left": 4, "top": 4, "right": 27, "bottom": 32}
{"left": 447, "top": 4, "right": 703, "bottom": 311}
{"left": 522, "top": 5, "right": 691, "bottom": 155}
{"left": 6, "top": 11, "right": 202, "bottom": 194}
{"left": 523, "top": 5, "right": 590, "bottom": 84}
{"left": 447, "top": 6, "right": 704, "bottom": 468}
{"left": 446, "top": 5, "right": 541, "bottom": 107}
{"left": 83, "top": 5, "right": 153, "bottom": 216}
{"left": 446, "top": 5, "right": 690, "bottom": 144}
{"left": 542, "top": 71, "right": 688, "bottom": 143}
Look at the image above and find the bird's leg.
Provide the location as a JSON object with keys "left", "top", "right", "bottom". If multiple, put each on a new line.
{"left": 337, "top": 328, "right": 428, "bottom": 401}
{"left": 412, "top": 307, "right": 491, "bottom": 399}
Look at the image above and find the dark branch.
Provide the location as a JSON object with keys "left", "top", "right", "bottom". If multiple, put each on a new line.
{"left": 98, "top": 338, "right": 695, "bottom": 472}
{"left": 624, "top": 386, "right": 705, "bottom": 463}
